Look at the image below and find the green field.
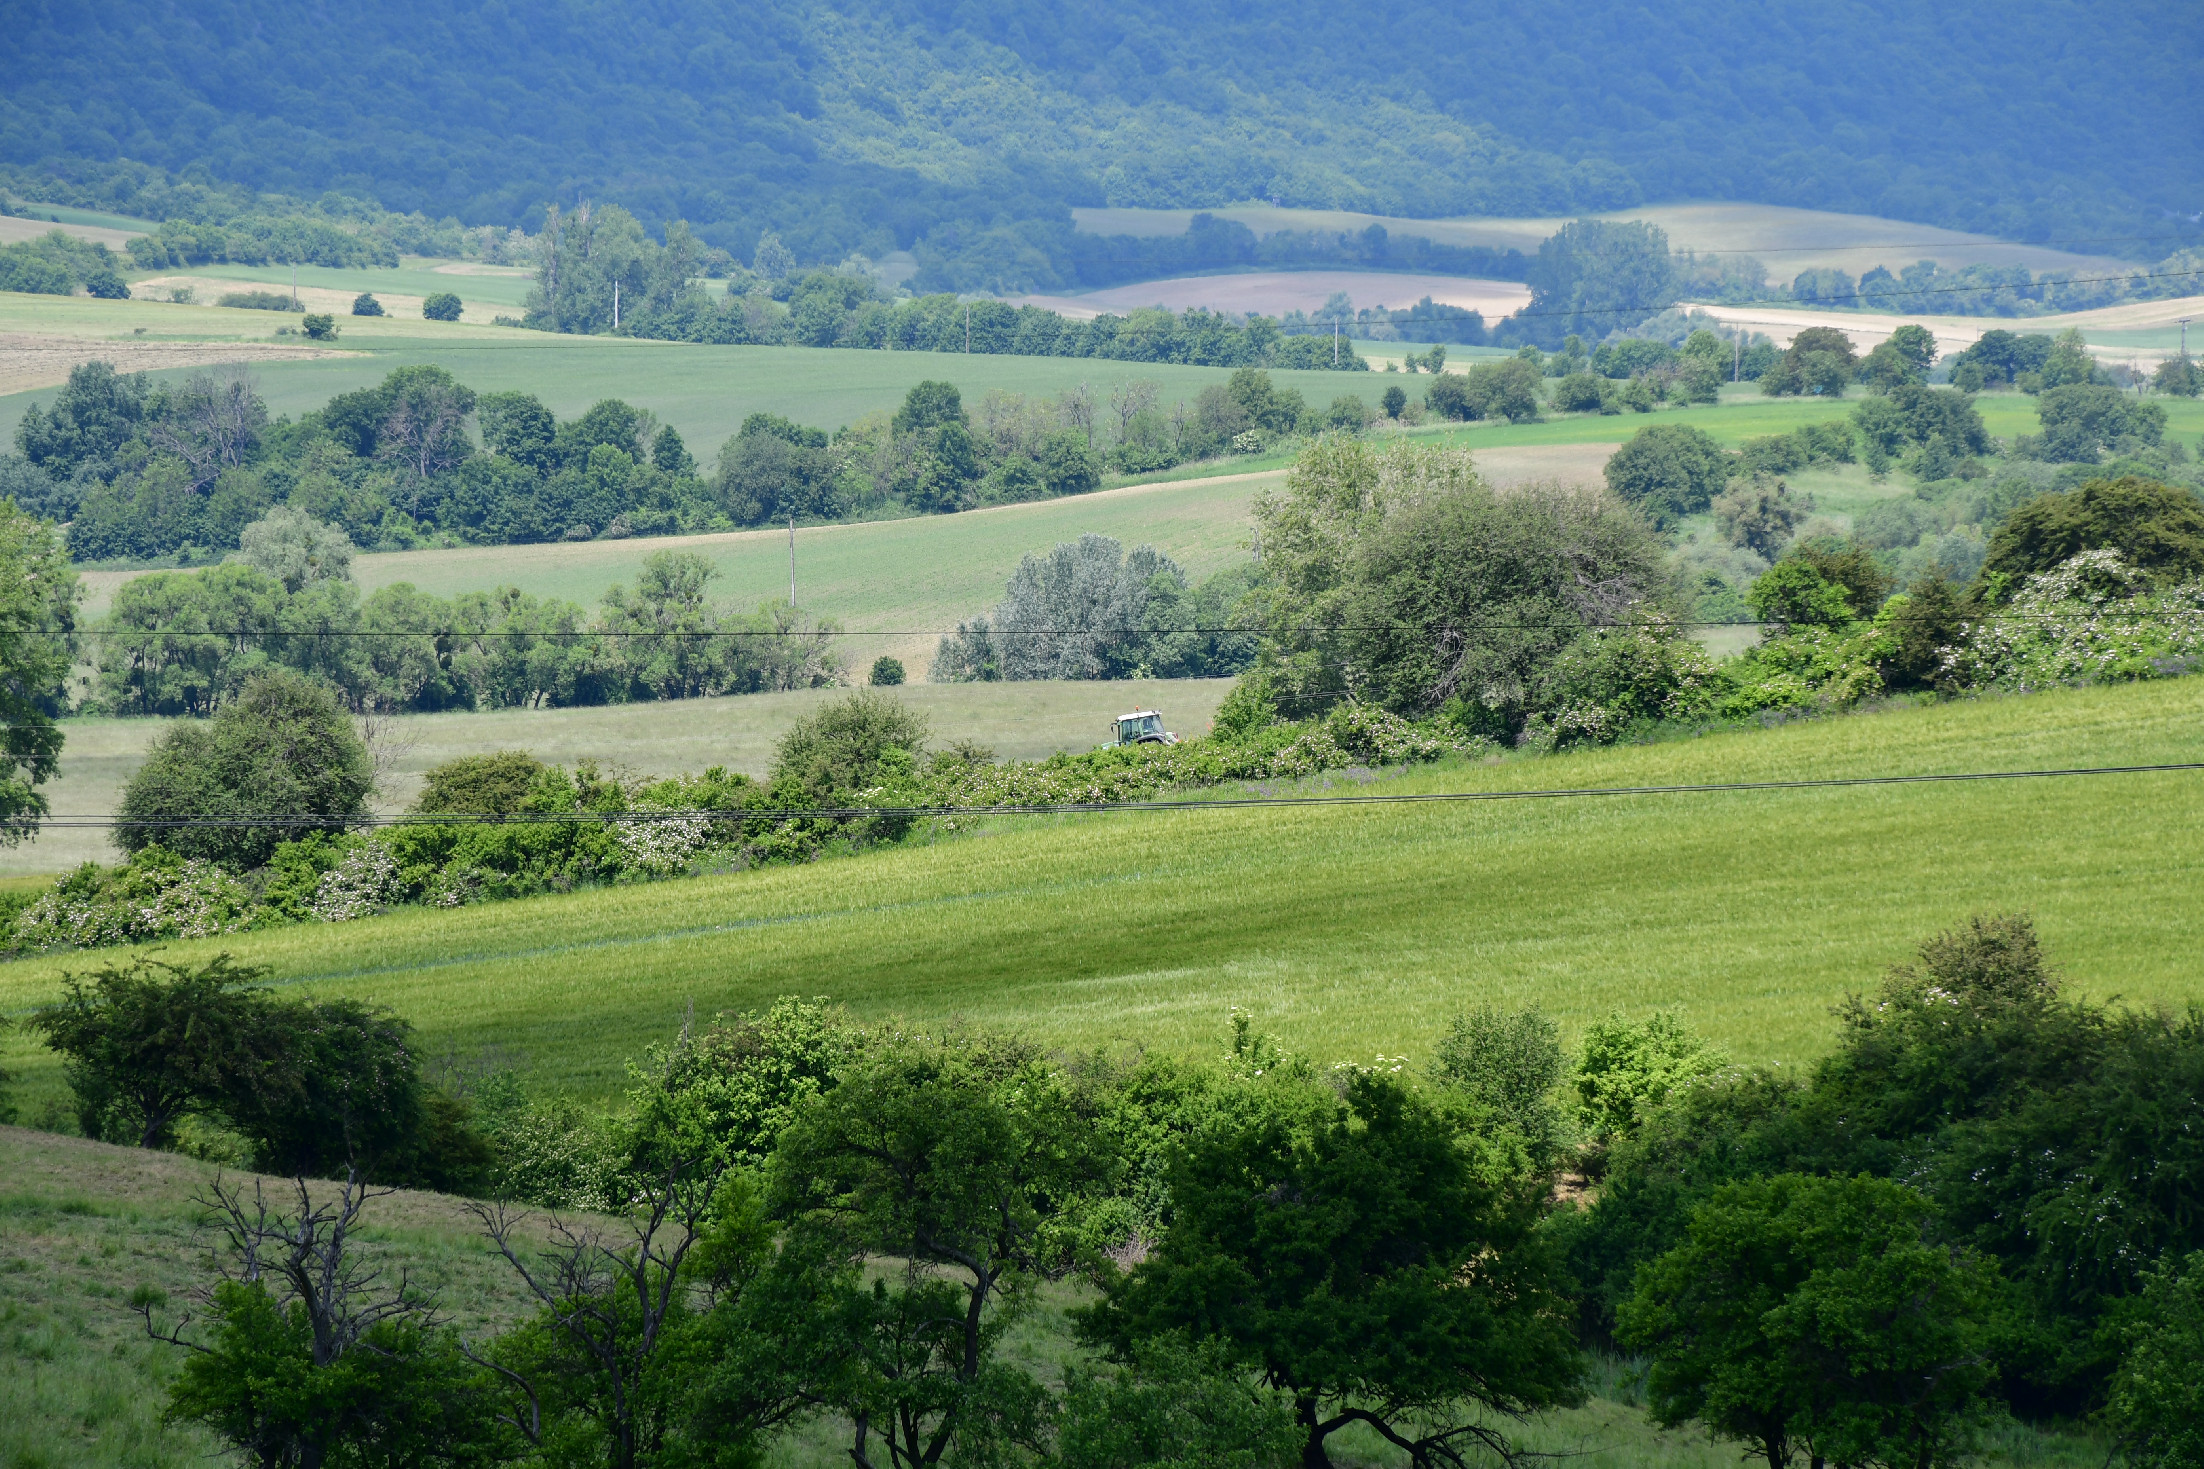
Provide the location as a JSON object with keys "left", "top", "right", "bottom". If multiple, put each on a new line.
{"left": 4, "top": 676, "right": 2199, "bottom": 1113}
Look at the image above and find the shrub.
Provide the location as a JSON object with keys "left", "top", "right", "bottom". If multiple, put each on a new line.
{"left": 412, "top": 751, "right": 547, "bottom": 814}
{"left": 868, "top": 655, "right": 905, "bottom": 685}
{"left": 1574, "top": 1011, "right": 1730, "bottom": 1149}
{"left": 351, "top": 292, "right": 384, "bottom": 316}
{"left": 300, "top": 312, "right": 338, "bottom": 340}
{"left": 83, "top": 269, "right": 128, "bottom": 299}
{"left": 116, "top": 669, "right": 375, "bottom": 871}
{"left": 421, "top": 291, "right": 462, "bottom": 321}
{"left": 13, "top": 850, "right": 255, "bottom": 952}
{"left": 770, "top": 688, "right": 928, "bottom": 804}
{"left": 216, "top": 290, "right": 302, "bottom": 312}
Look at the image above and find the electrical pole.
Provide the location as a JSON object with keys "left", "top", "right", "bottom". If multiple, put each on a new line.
{"left": 613, "top": 280, "right": 620, "bottom": 331}
{"left": 965, "top": 303, "right": 971, "bottom": 353}
{"left": 788, "top": 513, "right": 797, "bottom": 607}
{"left": 1333, "top": 318, "right": 1340, "bottom": 366}
{"left": 2183, "top": 317, "right": 2191, "bottom": 359}
{"left": 1733, "top": 326, "right": 1742, "bottom": 383}
{"left": 291, "top": 263, "right": 298, "bottom": 309}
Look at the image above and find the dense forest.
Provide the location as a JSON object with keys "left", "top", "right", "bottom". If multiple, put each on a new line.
{"left": 2, "top": 0, "right": 2196, "bottom": 292}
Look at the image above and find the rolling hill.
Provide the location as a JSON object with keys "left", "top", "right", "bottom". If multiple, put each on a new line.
{"left": 3, "top": 676, "right": 2199, "bottom": 1111}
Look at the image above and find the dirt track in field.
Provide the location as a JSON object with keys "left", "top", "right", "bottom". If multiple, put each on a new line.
{"left": 0, "top": 331, "right": 357, "bottom": 396}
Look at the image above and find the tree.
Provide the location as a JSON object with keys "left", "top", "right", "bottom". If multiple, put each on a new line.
{"left": 231, "top": 507, "right": 356, "bottom": 592}
{"left": 1877, "top": 571, "right": 1969, "bottom": 691}
{"left": 772, "top": 1029, "right": 1101, "bottom": 1469}
{"left": 374, "top": 365, "right": 477, "bottom": 495}
{"left": 869, "top": 656, "right": 905, "bottom": 685}
{"left": 422, "top": 291, "right": 463, "bottom": 321}
{"left": 1980, "top": 476, "right": 2204, "bottom": 592}
{"left": 2106, "top": 1253, "right": 2204, "bottom": 1469}
{"left": 1509, "top": 219, "right": 1677, "bottom": 347}
{"left": 2151, "top": 355, "right": 2202, "bottom": 398}
{"left": 2032, "top": 384, "right": 2166, "bottom": 462}
{"left": 29, "top": 952, "right": 274, "bottom": 1147}
{"left": 1057, "top": 1335, "right": 1302, "bottom": 1469}
{"left": 1762, "top": 327, "right": 1858, "bottom": 398}
{"left": 301, "top": 312, "right": 339, "bottom": 340}
{"left": 1713, "top": 478, "right": 1808, "bottom": 557}
{"left": 413, "top": 750, "right": 547, "bottom": 814}
{"left": 934, "top": 534, "right": 1188, "bottom": 681}
{"left": 1381, "top": 384, "right": 1407, "bottom": 419}
{"left": 1084, "top": 1073, "right": 1583, "bottom": 1469}
{"left": 1604, "top": 423, "right": 1729, "bottom": 527}
{"left": 1429, "top": 1007, "right": 1574, "bottom": 1176}
{"left": 770, "top": 687, "right": 929, "bottom": 804}
{"left": 116, "top": 668, "right": 376, "bottom": 870}
{"left": 1860, "top": 324, "right": 1935, "bottom": 389}
{"left": 13, "top": 359, "right": 147, "bottom": 475}
{"left": 352, "top": 292, "right": 385, "bottom": 316}
{"left": 145, "top": 1170, "right": 495, "bottom": 1468}
{"left": 0, "top": 498, "right": 77, "bottom": 842}
{"left": 894, "top": 380, "right": 966, "bottom": 435}
{"left": 1619, "top": 1173, "right": 2000, "bottom": 1469}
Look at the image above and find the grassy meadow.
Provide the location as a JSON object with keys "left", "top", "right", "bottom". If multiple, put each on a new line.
{"left": 4, "top": 675, "right": 2199, "bottom": 1113}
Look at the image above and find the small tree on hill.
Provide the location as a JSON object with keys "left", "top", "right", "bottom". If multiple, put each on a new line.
{"left": 421, "top": 291, "right": 463, "bottom": 321}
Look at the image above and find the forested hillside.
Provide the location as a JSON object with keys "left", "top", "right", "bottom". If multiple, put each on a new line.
{"left": 3, "top": 0, "right": 2196, "bottom": 290}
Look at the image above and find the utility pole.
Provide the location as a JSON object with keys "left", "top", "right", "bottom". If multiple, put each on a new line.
{"left": 290, "top": 262, "right": 298, "bottom": 309}
{"left": 788, "top": 512, "right": 797, "bottom": 607}
{"left": 2183, "top": 317, "right": 2191, "bottom": 359}
{"left": 965, "top": 303, "right": 971, "bottom": 353}
{"left": 1733, "top": 326, "right": 1743, "bottom": 383}
{"left": 1333, "top": 318, "right": 1340, "bottom": 366}
{"left": 613, "top": 280, "right": 620, "bottom": 331}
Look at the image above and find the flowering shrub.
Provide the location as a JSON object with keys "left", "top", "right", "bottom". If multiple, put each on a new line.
{"left": 1944, "top": 550, "right": 2204, "bottom": 691}
{"left": 310, "top": 839, "right": 401, "bottom": 922}
{"left": 613, "top": 813, "right": 714, "bottom": 876}
{"left": 12, "top": 850, "right": 254, "bottom": 951}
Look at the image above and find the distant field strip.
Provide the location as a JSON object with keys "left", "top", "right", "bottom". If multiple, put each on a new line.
{"left": 3, "top": 678, "right": 2198, "bottom": 1104}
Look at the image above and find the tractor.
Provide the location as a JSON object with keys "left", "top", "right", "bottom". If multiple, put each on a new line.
{"left": 1110, "top": 709, "right": 1178, "bottom": 746}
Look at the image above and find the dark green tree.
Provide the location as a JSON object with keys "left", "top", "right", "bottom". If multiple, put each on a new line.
{"left": 869, "top": 656, "right": 905, "bottom": 685}
{"left": 116, "top": 668, "right": 376, "bottom": 870}
{"left": 2106, "top": 1253, "right": 2204, "bottom": 1469}
{"left": 1381, "top": 384, "right": 1407, "bottom": 418}
{"left": 772, "top": 1029, "right": 1102, "bottom": 1469}
{"left": 1083, "top": 1073, "right": 1584, "bottom": 1469}
{"left": 13, "top": 359, "right": 147, "bottom": 475}
{"left": 1603, "top": 423, "right": 1730, "bottom": 527}
{"left": 351, "top": 292, "right": 385, "bottom": 316}
{"left": 1980, "top": 475, "right": 2204, "bottom": 592}
{"left": 29, "top": 952, "right": 274, "bottom": 1147}
{"left": 893, "top": 380, "right": 966, "bottom": 434}
{"left": 1510, "top": 219, "right": 1677, "bottom": 347}
{"left": 146, "top": 1171, "right": 499, "bottom": 1469}
{"left": 1619, "top": 1173, "right": 2000, "bottom": 1469}
{"left": 0, "top": 499, "right": 77, "bottom": 841}
{"left": 421, "top": 290, "right": 463, "bottom": 321}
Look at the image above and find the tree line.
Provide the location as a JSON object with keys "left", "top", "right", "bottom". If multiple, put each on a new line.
{"left": 7, "top": 912, "right": 2201, "bottom": 1468}
{"left": 3, "top": 362, "right": 1378, "bottom": 562}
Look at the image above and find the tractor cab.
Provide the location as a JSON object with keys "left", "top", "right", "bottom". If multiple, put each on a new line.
{"left": 1111, "top": 709, "right": 1177, "bottom": 746}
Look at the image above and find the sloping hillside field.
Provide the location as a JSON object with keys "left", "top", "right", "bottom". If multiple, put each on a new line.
{"left": 3, "top": 679, "right": 2199, "bottom": 1110}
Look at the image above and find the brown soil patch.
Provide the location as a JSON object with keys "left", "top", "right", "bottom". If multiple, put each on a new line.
{"left": 0, "top": 331, "right": 356, "bottom": 396}
{"left": 1473, "top": 441, "right": 1619, "bottom": 488}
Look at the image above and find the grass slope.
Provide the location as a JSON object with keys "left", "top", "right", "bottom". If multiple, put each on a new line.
{"left": 4, "top": 678, "right": 2199, "bottom": 1110}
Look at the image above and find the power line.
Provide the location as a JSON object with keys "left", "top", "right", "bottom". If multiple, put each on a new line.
{"left": 52, "top": 609, "right": 2204, "bottom": 641}
{"left": 47, "top": 760, "right": 2204, "bottom": 829}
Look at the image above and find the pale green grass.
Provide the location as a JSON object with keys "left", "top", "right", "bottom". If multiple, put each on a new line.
{"left": 0, "top": 678, "right": 1238, "bottom": 877}
{"left": 4, "top": 678, "right": 2199, "bottom": 1110}
{"left": 155, "top": 256, "right": 542, "bottom": 309}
